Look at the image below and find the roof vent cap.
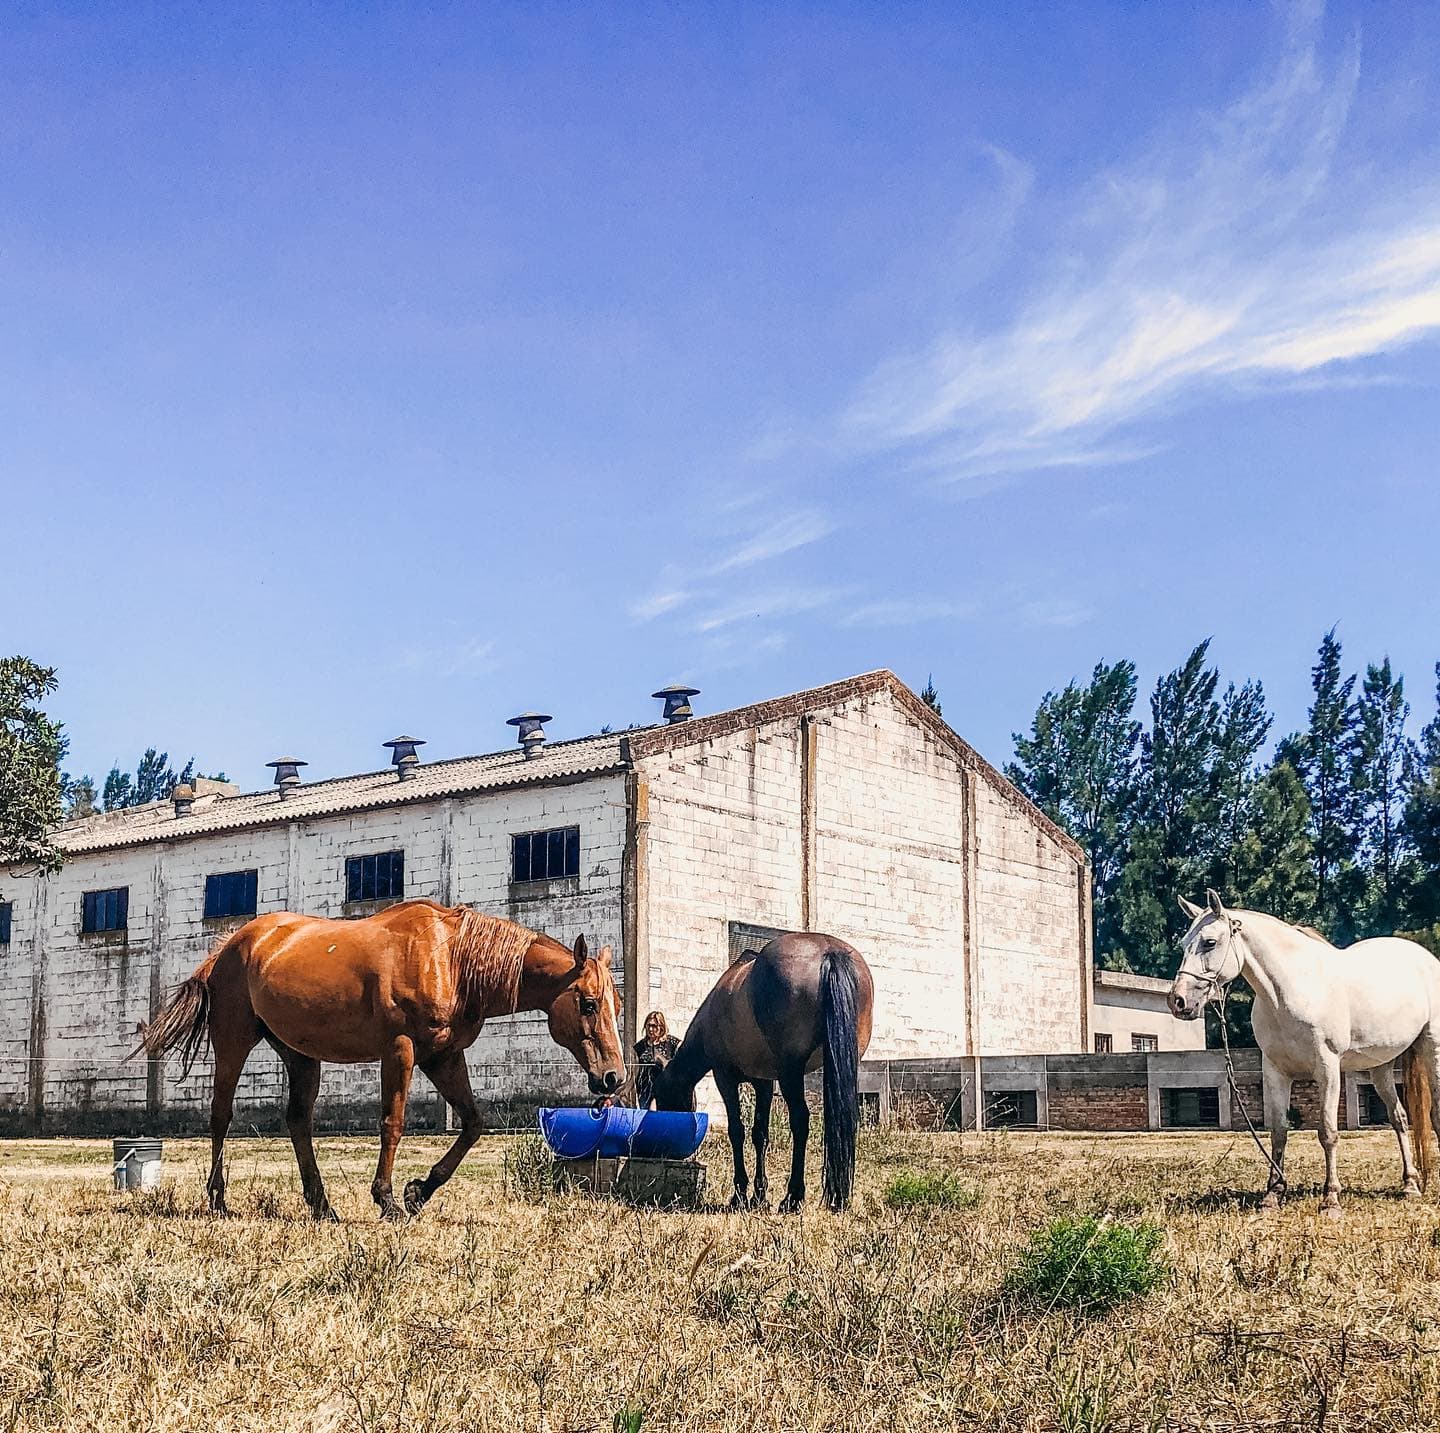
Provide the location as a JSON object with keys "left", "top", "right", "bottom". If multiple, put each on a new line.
{"left": 383, "top": 735, "right": 426, "bottom": 781}
{"left": 266, "top": 757, "right": 308, "bottom": 797}
{"left": 652, "top": 682, "right": 700, "bottom": 724}
{"left": 171, "top": 783, "right": 195, "bottom": 819}
{"left": 506, "top": 712, "right": 552, "bottom": 758}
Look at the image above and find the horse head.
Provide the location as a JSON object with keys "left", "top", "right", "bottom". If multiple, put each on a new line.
{"left": 543, "top": 936, "right": 627, "bottom": 1096}
{"left": 1169, "top": 889, "right": 1245, "bottom": 1020}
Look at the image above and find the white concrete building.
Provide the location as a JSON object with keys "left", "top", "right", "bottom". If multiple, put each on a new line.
{"left": 1090, "top": 969, "right": 1206, "bottom": 1055}
{"left": 0, "top": 671, "right": 1093, "bottom": 1132}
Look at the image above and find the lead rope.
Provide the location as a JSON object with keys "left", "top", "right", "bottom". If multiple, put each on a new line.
{"left": 1216, "top": 983, "right": 1286, "bottom": 1189}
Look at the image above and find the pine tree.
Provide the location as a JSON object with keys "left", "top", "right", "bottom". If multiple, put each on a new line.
{"left": 1117, "top": 643, "right": 1222, "bottom": 970}
{"left": 102, "top": 750, "right": 191, "bottom": 810}
{"left": 1286, "top": 629, "right": 1362, "bottom": 938}
{"left": 1206, "top": 679, "right": 1272, "bottom": 895}
{"left": 1403, "top": 663, "right": 1440, "bottom": 928}
{"left": 1009, "top": 660, "right": 1140, "bottom": 957}
{"left": 1353, "top": 657, "right": 1416, "bottom": 932}
{"left": 0, "top": 657, "right": 66, "bottom": 875}
{"left": 920, "top": 676, "right": 942, "bottom": 716}
{"left": 63, "top": 774, "right": 98, "bottom": 819}
{"left": 1232, "top": 760, "right": 1317, "bottom": 921}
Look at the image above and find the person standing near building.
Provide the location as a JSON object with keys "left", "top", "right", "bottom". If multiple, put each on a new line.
{"left": 633, "top": 1010, "right": 681, "bottom": 1109}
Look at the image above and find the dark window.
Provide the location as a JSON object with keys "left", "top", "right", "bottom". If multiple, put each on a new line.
{"left": 728, "top": 921, "right": 787, "bottom": 965}
{"left": 0, "top": 902, "right": 11, "bottom": 945}
{"left": 82, "top": 887, "right": 128, "bottom": 934}
{"left": 1162, "top": 1087, "right": 1220, "bottom": 1128}
{"left": 204, "top": 870, "right": 258, "bottom": 920}
{"left": 1094, "top": 1034, "right": 1113, "bottom": 1054}
{"left": 1360, "top": 1085, "right": 1392, "bottom": 1127}
{"left": 511, "top": 826, "right": 580, "bottom": 883}
{"left": 1131, "top": 1033, "right": 1159, "bottom": 1053}
{"left": 985, "top": 1088, "right": 1038, "bottom": 1128}
{"left": 345, "top": 850, "right": 405, "bottom": 903}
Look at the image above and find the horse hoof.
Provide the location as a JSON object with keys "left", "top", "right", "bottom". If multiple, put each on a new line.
{"left": 1321, "top": 1203, "right": 1342, "bottom": 1222}
{"left": 1260, "top": 1193, "right": 1281, "bottom": 1211}
{"left": 312, "top": 1203, "right": 340, "bottom": 1224}
{"left": 777, "top": 1197, "right": 803, "bottom": 1215}
{"left": 728, "top": 1195, "right": 749, "bottom": 1213}
{"left": 403, "top": 1180, "right": 429, "bottom": 1217}
{"left": 1404, "top": 1185, "right": 1422, "bottom": 1202}
{"left": 749, "top": 1196, "right": 770, "bottom": 1213}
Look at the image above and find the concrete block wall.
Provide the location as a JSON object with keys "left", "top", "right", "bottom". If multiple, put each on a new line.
{"left": 640, "top": 724, "right": 806, "bottom": 1023}
{"left": 638, "top": 682, "right": 1089, "bottom": 1081}
{"left": 971, "top": 777, "right": 1086, "bottom": 1054}
{"left": 810, "top": 689, "right": 971, "bottom": 1058}
{"left": 0, "top": 773, "right": 625, "bottom": 1132}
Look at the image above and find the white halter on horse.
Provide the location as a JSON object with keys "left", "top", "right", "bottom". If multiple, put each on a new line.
{"left": 1170, "top": 889, "right": 1440, "bottom": 1216}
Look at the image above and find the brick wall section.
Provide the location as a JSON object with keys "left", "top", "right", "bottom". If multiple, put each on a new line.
{"left": 1047, "top": 1083, "right": 1151, "bottom": 1131}
{"left": 0, "top": 774, "right": 625, "bottom": 1131}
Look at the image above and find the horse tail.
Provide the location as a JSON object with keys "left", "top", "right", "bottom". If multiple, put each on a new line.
{"left": 820, "top": 945, "right": 861, "bottom": 1212}
{"left": 1403, "top": 1036, "right": 1436, "bottom": 1193}
{"left": 136, "top": 942, "right": 226, "bottom": 1080}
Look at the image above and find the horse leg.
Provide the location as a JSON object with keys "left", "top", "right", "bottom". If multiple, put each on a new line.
{"left": 267, "top": 1040, "right": 335, "bottom": 1221}
{"left": 372, "top": 1036, "right": 415, "bottom": 1221}
{"left": 1369, "top": 1063, "right": 1420, "bottom": 1198}
{"left": 777, "top": 1065, "right": 810, "bottom": 1214}
{"left": 714, "top": 1068, "right": 750, "bottom": 1210}
{"left": 1259, "top": 1057, "right": 1291, "bottom": 1210}
{"left": 1317, "top": 1054, "right": 1343, "bottom": 1219}
{"left": 205, "top": 1006, "right": 260, "bottom": 1216}
{"left": 750, "top": 1080, "right": 774, "bottom": 1210}
{"left": 404, "top": 1048, "right": 480, "bottom": 1216}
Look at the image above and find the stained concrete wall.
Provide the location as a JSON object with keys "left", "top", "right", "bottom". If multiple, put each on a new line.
{"left": 1091, "top": 975, "right": 1207, "bottom": 1053}
{"left": 634, "top": 681, "right": 1089, "bottom": 1105}
{"left": 0, "top": 774, "right": 625, "bottom": 1133}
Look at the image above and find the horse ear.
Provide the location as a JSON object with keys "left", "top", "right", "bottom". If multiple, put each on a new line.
{"left": 1206, "top": 888, "right": 1226, "bottom": 918}
{"left": 573, "top": 934, "right": 587, "bottom": 966}
{"left": 1178, "top": 895, "right": 1203, "bottom": 920}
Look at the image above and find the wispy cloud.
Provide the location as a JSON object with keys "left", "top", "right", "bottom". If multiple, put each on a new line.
{"left": 844, "top": 12, "right": 1440, "bottom": 483}
{"left": 841, "top": 598, "right": 978, "bottom": 629}
{"left": 396, "top": 635, "right": 499, "bottom": 677}
{"left": 628, "top": 588, "right": 691, "bottom": 621}
{"left": 694, "top": 586, "right": 847, "bottom": 633}
{"left": 1019, "top": 599, "right": 1093, "bottom": 630}
{"left": 708, "top": 510, "right": 835, "bottom": 574}
{"left": 629, "top": 505, "right": 837, "bottom": 624}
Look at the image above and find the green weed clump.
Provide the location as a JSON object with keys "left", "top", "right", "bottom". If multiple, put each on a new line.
{"left": 1007, "top": 1214, "right": 1167, "bottom": 1312}
{"left": 502, "top": 1132, "right": 554, "bottom": 1202}
{"left": 882, "top": 1169, "right": 981, "bottom": 1211}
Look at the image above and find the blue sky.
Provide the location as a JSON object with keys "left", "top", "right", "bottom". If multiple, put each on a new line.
{"left": 5, "top": 3, "right": 1440, "bottom": 788}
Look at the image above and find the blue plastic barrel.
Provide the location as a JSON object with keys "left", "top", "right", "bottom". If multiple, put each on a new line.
{"left": 538, "top": 1106, "right": 708, "bottom": 1160}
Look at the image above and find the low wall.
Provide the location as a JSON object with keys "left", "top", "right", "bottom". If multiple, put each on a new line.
{"left": 856, "top": 1051, "right": 1399, "bottom": 1134}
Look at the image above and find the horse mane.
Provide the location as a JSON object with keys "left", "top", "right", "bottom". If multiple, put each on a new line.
{"left": 1294, "top": 923, "right": 1334, "bottom": 946}
{"left": 450, "top": 908, "right": 538, "bottom": 1021}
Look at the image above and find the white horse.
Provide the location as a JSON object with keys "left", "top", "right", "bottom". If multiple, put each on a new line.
{"left": 1169, "top": 889, "right": 1440, "bottom": 1216}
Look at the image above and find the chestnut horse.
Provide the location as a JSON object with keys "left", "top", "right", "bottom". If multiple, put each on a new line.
{"left": 143, "top": 899, "right": 625, "bottom": 1220}
{"left": 653, "top": 932, "right": 873, "bottom": 1211}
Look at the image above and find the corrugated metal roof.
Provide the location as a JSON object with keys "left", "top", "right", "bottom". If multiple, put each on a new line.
{"left": 52, "top": 668, "right": 1087, "bottom": 868}
{"left": 55, "top": 731, "right": 631, "bottom": 854}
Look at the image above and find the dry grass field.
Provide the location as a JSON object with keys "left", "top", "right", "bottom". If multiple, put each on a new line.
{"left": 0, "top": 1124, "right": 1438, "bottom": 1431}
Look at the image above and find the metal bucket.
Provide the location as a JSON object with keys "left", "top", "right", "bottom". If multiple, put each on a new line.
{"left": 112, "top": 1137, "right": 163, "bottom": 1192}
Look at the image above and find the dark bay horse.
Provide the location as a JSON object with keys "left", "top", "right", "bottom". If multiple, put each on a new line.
{"left": 653, "top": 932, "right": 873, "bottom": 1211}
{"left": 143, "top": 899, "right": 625, "bottom": 1220}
